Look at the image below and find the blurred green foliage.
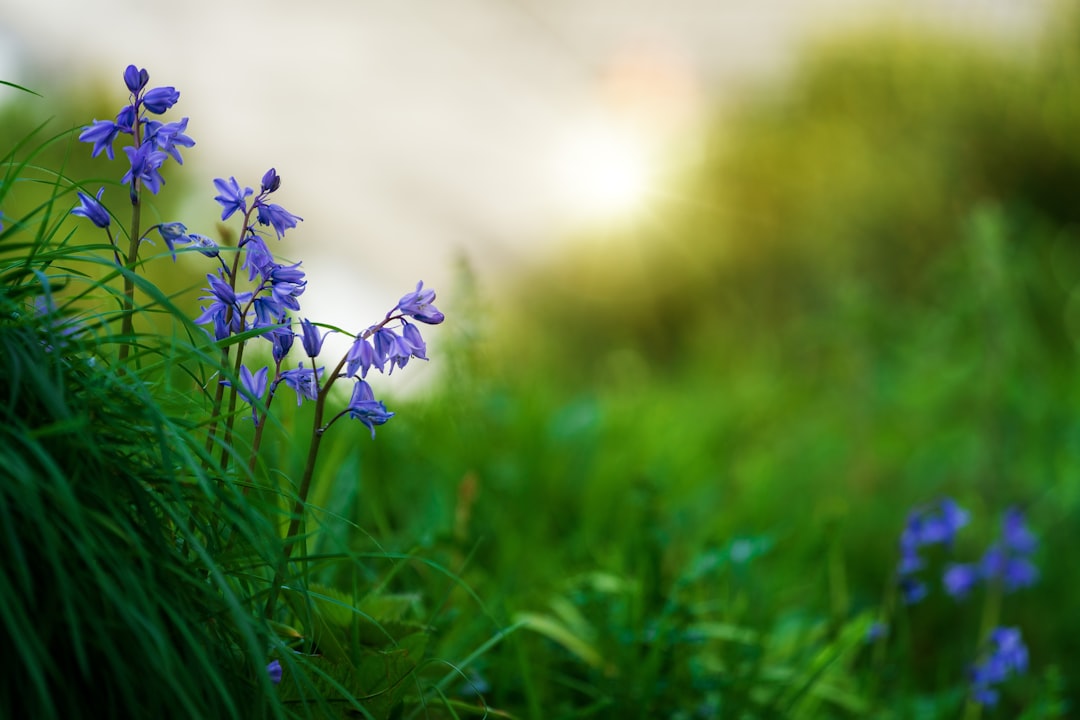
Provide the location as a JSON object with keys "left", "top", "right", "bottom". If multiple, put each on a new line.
{"left": 328, "top": 10, "right": 1080, "bottom": 719}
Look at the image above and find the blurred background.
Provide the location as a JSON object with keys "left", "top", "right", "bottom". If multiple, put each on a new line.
{"left": 5, "top": 0, "right": 1080, "bottom": 716}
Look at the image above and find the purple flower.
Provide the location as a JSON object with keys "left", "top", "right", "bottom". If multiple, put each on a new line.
{"left": 230, "top": 364, "right": 269, "bottom": 423}
{"left": 241, "top": 235, "right": 275, "bottom": 281}
{"left": 299, "top": 318, "right": 326, "bottom": 358}
{"left": 261, "top": 167, "right": 281, "bottom": 194}
{"left": 1002, "top": 507, "right": 1037, "bottom": 555}
{"left": 896, "top": 497, "right": 970, "bottom": 604}
{"left": 188, "top": 233, "right": 219, "bottom": 258}
{"left": 256, "top": 202, "right": 303, "bottom": 239}
{"left": 141, "top": 86, "right": 180, "bottom": 114}
{"left": 145, "top": 117, "right": 194, "bottom": 164}
{"left": 124, "top": 65, "right": 149, "bottom": 94}
{"left": 970, "top": 626, "right": 1028, "bottom": 707}
{"left": 267, "top": 325, "right": 295, "bottom": 363}
{"left": 899, "top": 576, "right": 927, "bottom": 605}
{"left": 213, "top": 177, "right": 253, "bottom": 221}
{"left": 266, "top": 659, "right": 282, "bottom": 685}
{"left": 157, "top": 222, "right": 190, "bottom": 260}
{"left": 71, "top": 188, "right": 111, "bottom": 228}
{"left": 346, "top": 336, "right": 378, "bottom": 378}
{"left": 194, "top": 272, "right": 252, "bottom": 340}
{"left": 280, "top": 363, "right": 322, "bottom": 405}
{"left": 347, "top": 379, "right": 394, "bottom": 438}
{"left": 401, "top": 321, "right": 428, "bottom": 361}
{"left": 78, "top": 119, "right": 122, "bottom": 160}
{"left": 115, "top": 104, "right": 137, "bottom": 134}
{"left": 122, "top": 143, "right": 168, "bottom": 195}
{"left": 396, "top": 281, "right": 444, "bottom": 324}
{"left": 943, "top": 563, "right": 979, "bottom": 600}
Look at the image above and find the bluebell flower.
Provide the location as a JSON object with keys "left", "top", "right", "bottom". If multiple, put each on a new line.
{"left": 145, "top": 117, "right": 194, "bottom": 164}
{"left": 266, "top": 659, "right": 282, "bottom": 685}
{"left": 188, "top": 233, "right": 219, "bottom": 258}
{"left": 141, "top": 86, "right": 180, "bottom": 114}
{"left": 396, "top": 281, "right": 444, "bottom": 324}
{"left": 79, "top": 119, "right": 122, "bottom": 160}
{"left": 71, "top": 188, "right": 111, "bottom": 228}
{"left": 280, "top": 363, "right": 322, "bottom": 405}
{"left": 256, "top": 201, "right": 303, "bottom": 239}
{"left": 347, "top": 379, "right": 394, "bottom": 438}
{"left": 943, "top": 562, "right": 979, "bottom": 600}
{"left": 122, "top": 143, "right": 168, "bottom": 195}
{"left": 228, "top": 364, "right": 269, "bottom": 423}
{"left": 213, "top": 177, "right": 253, "bottom": 221}
{"left": 115, "top": 104, "right": 137, "bottom": 134}
{"left": 970, "top": 626, "right": 1028, "bottom": 707}
{"left": 346, "top": 336, "right": 378, "bottom": 378}
{"left": 157, "top": 222, "right": 190, "bottom": 260}
{"left": 194, "top": 272, "right": 252, "bottom": 340}
{"left": 299, "top": 318, "right": 326, "bottom": 358}
{"left": 261, "top": 167, "right": 281, "bottom": 194}
{"left": 267, "top": 325, "right": 295, "bottom": 363}
{"left": 266, "top": 262, "right": 307, "bottom": 312}
{"left": 896, "top": 497, "right": 970, "bottom": 604}
{"left": 401, "top": 321, "right": 428, "bottom": 361}
{"left": 124, "top": 64, "right": 149, "bottom": 94}
{"left": 980, "top": 507, "right": 1038, "bottom": 592}
{"left": 241, "top": 235, "right": 275, "bottom": 281}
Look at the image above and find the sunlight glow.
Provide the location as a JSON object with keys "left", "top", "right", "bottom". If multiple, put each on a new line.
{"left": 552, "top": 122, "right": 653, "bottom": 223}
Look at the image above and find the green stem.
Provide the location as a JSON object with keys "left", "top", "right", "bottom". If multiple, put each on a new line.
{"left": 117, "top": 191, "right": 142, "bottom": 363}
{"left": 263, "top": 353, "right": 348, "bottom": 620}
{"left": 961, "top": 582, "right": 1003, "bottom": 720}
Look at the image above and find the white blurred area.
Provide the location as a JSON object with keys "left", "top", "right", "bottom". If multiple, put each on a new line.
{"left": 0, "top": 0, "right": 1053, "bottom": 389}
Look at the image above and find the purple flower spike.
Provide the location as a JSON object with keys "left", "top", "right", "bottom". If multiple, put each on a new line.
{"left": 71, "top": 188, "right": 111, "bottom": 228}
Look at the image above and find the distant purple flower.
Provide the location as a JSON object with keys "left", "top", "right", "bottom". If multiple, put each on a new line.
{"left": 122, "top": 143, "right": 168, "bottom": 195}
{"left": 347, "top": 379, "right": 394, "bottom": 438}
{"left": 71, "top": 188, "right": 111, "bottom": 228}
{"left": 280, "top": 363, "right": 322, "bottom": 405}
{"left": 396, "top": 281, "right": 444, "bottom": 324}
{"left": 299, "top": 318, "right": 326, "bottom": 358}
{"left": 1002, "top": 507, "right": 1037, "bottom": 554}
{"left": 256, "top": 202, "right": 303, "bottom": 239}
{"left": 970, "top": 626, "right": 1028, "bottom": 707}
{"left": 213, "top": 177, "right": 253, "bottom": 221}
{"left": 79, "top": 119, "right": 122, "bottom": 160}
{"left": 896, "top": 497, "right": 970, "bottom": 604}
{"left": 141, "top": 86, "right": 180, "bottom": 114}
{"left": 266, "top": 659, "right": 282, "bottom": 685}
{"left": 943, "top": 563, "right": 979, "bottom": 600}
{"left": 864, "top": 621, "right": 887, "bottom": 643}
